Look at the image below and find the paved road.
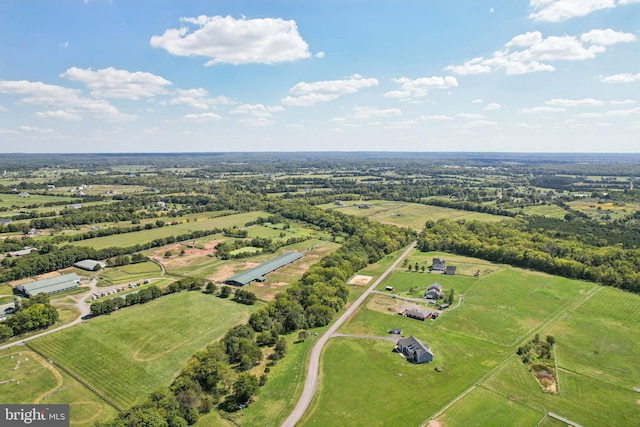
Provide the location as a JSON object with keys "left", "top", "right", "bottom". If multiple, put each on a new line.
{"left": 281, "top": 241, "right": 417, "bottom": 427}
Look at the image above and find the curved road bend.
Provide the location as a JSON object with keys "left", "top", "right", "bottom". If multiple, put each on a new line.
{"left": 281, "top": 241, "right": 417, "bottom": 427}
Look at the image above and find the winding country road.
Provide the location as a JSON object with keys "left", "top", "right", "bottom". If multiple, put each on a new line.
{"left": 281, "top": 241, "right": 416, "bottom": 427}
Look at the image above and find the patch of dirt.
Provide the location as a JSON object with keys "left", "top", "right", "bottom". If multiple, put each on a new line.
{"left": 348, "top": 274, "right": 373, "bottom": 286}
{"left": 532, "top": 367, "right": 559, "bottom": 394}
{"left": 152, "top": 241, "right": 223, "bottom": 270}
{"left": 427, "top": 421, "right": 443, "bottom": 427}
{"left": 636, "top": 399, "right": 640, "bottom": 405}
{"left": 208, "top": 261, "right": 260, "bottom": 282}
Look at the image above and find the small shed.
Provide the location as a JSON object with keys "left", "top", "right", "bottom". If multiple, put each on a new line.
{"left": 445, "top": 266, "right": 457, "bottom": 275}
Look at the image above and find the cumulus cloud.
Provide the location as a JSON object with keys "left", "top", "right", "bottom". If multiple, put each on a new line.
{"left": 446, "top": 29, "right": 633, "bottom": 76}
{"left": 36, "top": 110, "right": 82, "bottom": 120}
{"left": 609, "top": 99, "right": 636, "bottom": 105}
{"left": 231, "top": 103, "right": 283, "bottom": 126}
{"left": 528, "top": 0, "right": 616, "bottom": 23}
{"left": 518, "top": 106, "right": 566, "bottom": 113}
{"left": 0, "top": 79, "right": 135, "bottom": 120}
{"left": 282, "top": 74, "right": 378, "bottom": 106}
{"left": 419, "top": 114, "right": 454, "bottom": 120}
{"left": 581, "top": 29, "right": 637, "bottom": 45}
{"left": 384, "top": 76, "right": 458, "bottom": 99}
{"left": 150, "top": 15, "right": 311, "bottom": 65}
{"left": 178, "top": 112, "right": 222, "bottom": 121}
{"left": 600, "top": 72, "right": 640, "bottom": 83}
{"left": 168, "top": 88, "right": 232, "bottom": 109}
{"left": 461, "top": 119, "right": 499, "bottom": 128}
{"left": 353, "top": 106, "right": 402, "bottom": 120}
{"left": 61, "top": 67, "right": 172, "bottom": 100}
{"left": 546, "top": 98, "right": 605, "bottom": 106}
{"left": 456, "top": 113, "right": 485, "bottom": 120}
{"left": 574, "top": 107, "right": 640, "bottom": 118}
{"left": 485, "top": 102, "right": 502, "bottom": 110}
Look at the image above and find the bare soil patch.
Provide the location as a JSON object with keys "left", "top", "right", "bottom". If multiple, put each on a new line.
{"left": 531, "top": 366, "right": 558, "bottom": 394}
{"left": 208, "top": 261, "right": 260, "bottom": 283}
{"left": 349, "top": 275, "right": 373, "bottom": 286}
{"left": 152, "top": 240, "right": 222, "bottom": 270}
{"left": 427, "top": 421, "right": 443, "bottom": 427}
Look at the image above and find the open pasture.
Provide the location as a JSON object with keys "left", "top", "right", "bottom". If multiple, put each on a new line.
{"left": 435, "top": 269, "right": 595, "bottom": 346}
{"left": 0, "top": 349, "right": 117, "bottom": 426}
{"left": 567, "top": 200, "right": 638, "bottom": 221}
{"left": 482, "top": 357, "right": 639, "bottom": 427}
{"left": 436, "top": 386, "right": 544, "bottom": 427}
{"left": 67, "top": 211, "right": 267, "bottom": 250}
{"left": 546, "top": 286, "right": 640, "bottom": 389}
{"left": 0, "top": 193, "right": 78, "bottom": 208}
{"left": 301, "top": 329, "right": 502, "bottom": 427}
{"left": 322, "top": 200, "right": 509, "bottom": 229}
{"left": 414, "top": 251, "right": 504, "bottom": 277}
{"left": 510, "top": 204, "right": 570, "bottom": 219}
{"left": 96, "top": 261, "right": 162, "bottom": 285}
{"left": 28, "top": 291, "right": 255, "bottom": 409}
{"left": 381, "top": 270, "right": 479, "bottom": 298}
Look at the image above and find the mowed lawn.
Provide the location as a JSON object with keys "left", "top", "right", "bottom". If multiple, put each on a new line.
{"left": 433, "top": 269, "right": 596, "bottom": 346}
{"left": 321, "top": 200, "right": 509, "bottom": 228}
{"left": 29, "top": 291, "right": 256, "bottom": 409}
{"left": 66, "top": 211, "right": 268, "bottom": 250}
{"left": 437, "top": 386, "right": 544, "bottom": 427}
{"left": 301, "top": 330, "right": 502, "bottom": 427}
{"left": 547, "top": 286, "right": 640, "bottom": 389}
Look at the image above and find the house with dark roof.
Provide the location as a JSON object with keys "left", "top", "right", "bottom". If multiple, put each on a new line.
{"left": 396, "top": 336, "right": 433, "bottom": 364}
{"left": 424, "top": 283, "right": 444, "bottom": 300}
{"left": 431, "top": 257, "right": 446, "bottom": 271}
{"left": 404, "top": 307, "right": 432, "bottom": 321}
{"left": 445, "top": 266, "right": 457, "bottom": 275}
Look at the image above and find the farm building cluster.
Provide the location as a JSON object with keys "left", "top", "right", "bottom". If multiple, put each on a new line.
{"left": 431, "top": 257, "right": 456, "bottom": 275}
{"left": 15, "top": 273, "right": 81, "bottom": 297}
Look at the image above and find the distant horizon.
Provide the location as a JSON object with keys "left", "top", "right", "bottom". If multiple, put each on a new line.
{"left": 1, "top": 1, "right": 639, "bottom": 152}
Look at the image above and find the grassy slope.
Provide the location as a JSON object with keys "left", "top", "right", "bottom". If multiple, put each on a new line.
{"left": 29, "top": 291, "right": 256, "bottom": 409}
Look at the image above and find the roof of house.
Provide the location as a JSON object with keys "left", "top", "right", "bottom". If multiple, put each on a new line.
{"left": 405, "top": 308, "right": 432, "bottom": 319}
{"left": 0, "top": 218, "right": 12, "bottom": 225}
{"left": 428, "top": 282, "right": 442, "bottom": 291}
{"left": 397, "top": 336, "right": 433, "bottom": 360}
{"left": 17, "top": 273, "right": 81, "bottom": 296}
{"left": 225, "top": 252, "right": 304, "bottom": 286}
{"left": 74, "top": 259, "right": 108, "bottom": 271}
{"left": 445, "top": 266, "right": 457, "bottom": 274}
{"left": 7, "top": 247, "right": 38, "bottom": 257}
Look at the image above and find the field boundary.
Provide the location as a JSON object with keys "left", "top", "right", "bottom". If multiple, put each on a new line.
{"left": 548, "top": 412, "right": 584, "bottom": 427}
{"left": 25, "top": 342, "right": 122, "bottom": 412}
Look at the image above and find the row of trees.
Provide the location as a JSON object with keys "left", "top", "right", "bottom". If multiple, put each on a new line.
{"left": 418, "top": 218, "right": 640, "bottom": 293}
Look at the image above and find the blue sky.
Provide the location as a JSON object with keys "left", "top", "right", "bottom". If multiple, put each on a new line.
{"left": 1, "top": 0, "right": 639, "bottom": 153}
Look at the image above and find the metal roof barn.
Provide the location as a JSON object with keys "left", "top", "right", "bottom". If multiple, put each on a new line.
{"left": 16, "top": 273, "right": 81, "bottom": 296}
{"left": 224, "top": 252, "right": 304, "bottom": 286}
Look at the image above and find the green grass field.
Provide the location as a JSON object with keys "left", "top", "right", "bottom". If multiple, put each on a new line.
{"left": 0, "top": 193, "right": 78, "bottom": 208}
{"left": 509, "top": 204, "right": 570, "bottom": 219}
{"left": 321, "top": 200, "right": 510, "bottom": 228}
{"left": 437, "top": 386, "right": 544, "bottom": 427}
{"left": 301, "top": 331, "right": 502, "bottom": 427}
{"left": 97, "top": 261, "right": 163, "bottom": 285}
{"left": 67, "top": 211, "right": 268, "bottom": 250}
{"left": 28, "top": 291, "right": 256, "bottom": 409}
{"left": 434, "top": 269, "right": 595, "bottom": 346}
{"left": 0, "top": 348, "right": 117, "bottom": 426}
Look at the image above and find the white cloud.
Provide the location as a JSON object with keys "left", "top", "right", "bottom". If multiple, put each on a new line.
{"left": 419, "top": 114, "right": 453, "bottom": 120}
{"left": 0, "top": 79, "right": 135, "bottom": 120}
{"left": 446, "top": 29, "right": 629, "bottom": 76}
{"left": 385, "top": 120, "right": 418, "bottom": 129}
{"left": 518, "top": 106, "right": 566, "bottom": 113}
{"left": 20, "top": 125, "right": 53, "bottom": 133}
{"left": 516, "top": 123, "right": 542, "bottom": 129}
{"left": 456, "top": 113, "right": 485, "bottom": 120}
{"left": 581, "top": 29, "right": 637, "bottom": 45}
{"left": 231, "top": 104, "right": 284, "bottom": 117}
{"left": 0, "top": 106, "right": 7, "bottom": 112}
{"left": 150, "top": 15, "right": 311, "bottom": 65}
{"left": 61, "top": 67, "right": 172, "bottom": 100}
{"left": 528, "top": 0, "right": 616, "bottom": 23}
{"left": 471, "top": 98, "right": 484, "bottom": 104}
{"left": 485, "top": 102, "right": 502, "bottom": 110}
{"left": 329, "top": 117, "right": 347, "bottom": 123}
{"left": 0, "top": 128, "right": 17, "bottom": 134}
{"left": 353, "top": 106, "right": 402, "bottom": 119}
{"left": 385, "top": 76, "right": 458, "bottom": 99}
{"left": 316, "top": 51, "right": 325, "bottom": 58}
{"left": 179, "top": 112, "right": 222, "bottom": 121}
{"left": 168, "top": 88, "right": 232, "bottom": 109}
{"left": 461, "top": 119, "right": 499, "bottom": 128}
{"left": 282, "top": 74, "right": 378, "bottom": 106}
{"left": 60, "top": 42, "right": 69, "bottom": 48}
{"left": 619, "top": 0, "right": 640, "bottom": 4}
{"left": 546, "top": 98, "right": 605, "bottom": 106}
{"left": 609, "top": 99, "right": 636, "bottom": 105}
{"left": 490, "top": 7, "right": 495, "bottom": 13}
{"left": 574, "top": 107, "right": 640, "bottom": 118}
{"left": 600, "top": 72, "right": 640, "bottom": 83}
{"left": 36, "top": 110, "right": 82, "bottom": 120}
{"left": 237, "top": 117, "right": 274, "bottom": 127}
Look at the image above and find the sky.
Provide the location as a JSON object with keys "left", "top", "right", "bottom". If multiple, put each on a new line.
{"left": 0, "top": 0, "right": 639, "bottom": 153}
